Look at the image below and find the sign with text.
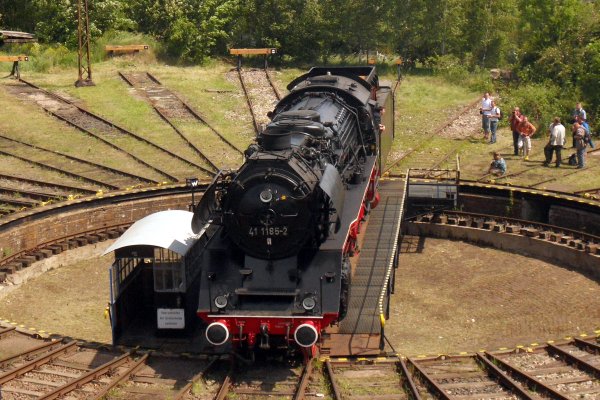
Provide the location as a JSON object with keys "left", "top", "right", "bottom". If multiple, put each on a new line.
{"left": 157, "top": 308, "right": 185, "bottom": 329}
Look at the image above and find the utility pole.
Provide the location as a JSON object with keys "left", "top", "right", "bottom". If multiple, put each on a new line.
{"left": 75, "top": 0, "right": 94, "bottom": 87}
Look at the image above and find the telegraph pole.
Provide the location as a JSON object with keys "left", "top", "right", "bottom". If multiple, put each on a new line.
{"left": 75, "top": 0, "right": 94, "bottom": 87}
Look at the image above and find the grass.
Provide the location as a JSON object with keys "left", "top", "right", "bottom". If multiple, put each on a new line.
{"left": 151, "top": 63, "right": 256, "bottom": 151}
{"left": 0, "top": 52, "right": 598, "bottom": 195}
{"left": 1, "top": 55, "right": 599, "bottom": 355}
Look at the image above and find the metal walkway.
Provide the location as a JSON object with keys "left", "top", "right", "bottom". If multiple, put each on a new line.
{"left": 338, "top": 179, "right": 405, "bottom": 334}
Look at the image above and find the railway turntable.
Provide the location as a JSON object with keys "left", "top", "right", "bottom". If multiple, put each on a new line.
{"left": 321, "top": 170, "right": 461, "bottom": 356}
{"left": 321, "top": 178, "right": 406, "bottom": 356}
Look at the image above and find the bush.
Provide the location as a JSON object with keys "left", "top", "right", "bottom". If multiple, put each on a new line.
{"left": 0, "top": 31, "right": 159, "bottom": 73}
{"left": 1, "top": 42, "right": 77, "bottom": 73}
{"left": 426, "top": 54, "right": 493, "bottom": 93}
{"left": 502, "top": 82, "right": 574, "bottom": 134}
{"left": 93, "top": 30, "right": 160, "bottom": 63}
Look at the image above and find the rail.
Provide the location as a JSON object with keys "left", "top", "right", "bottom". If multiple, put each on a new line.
{"left": 17, "top": 78, "right": 213, "bottom": 180}
{"left": 237, "top": 68, "right": 260, "bottom": 135}
{"left": 415, "top": 209, "right": 600, "bottom": 244}
{"left": 117, "top": 71, "right": 220, "bottom": 173}
{"left": 0, "top": 222, "right": 132, "bottom": 271}
{"left": 378, "top": 172, "right": 409, "bottom": 350}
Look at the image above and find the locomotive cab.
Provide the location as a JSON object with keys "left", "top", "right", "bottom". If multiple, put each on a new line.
{"left": 103, "top": 211, "right": 211, "bottom": 348}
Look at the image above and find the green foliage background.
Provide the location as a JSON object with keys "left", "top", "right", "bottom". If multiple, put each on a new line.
{"left": 1, "top": 0, "right": 599, "bottom": 129}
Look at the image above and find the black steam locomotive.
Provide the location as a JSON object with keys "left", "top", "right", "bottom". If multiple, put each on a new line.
{"left": 192, "top": 66, "right": 394, "bottom": 352}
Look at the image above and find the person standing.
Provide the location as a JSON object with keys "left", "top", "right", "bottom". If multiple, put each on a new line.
{"left": 488, "top": 100, "right": 501, "bottom": 144}
{"left": 573, "top": 122, "right": 587, "bottom": 168}
{"left": 543, "top": 117, "right": 565, "bottom": 167}
{"left": 576, "top": 115, "right": 594, "bottom": 148}
{"left": 572, "top": 102, "right": 587, "bottom": 122}
{"left": 509, "top": 107, "right": 524, "bottom": 155}
{"left": 480, "top": 92, "right": 493, "bottom": 140}
{"left": 518, "top": 116, "right": 536, "bottom": 160}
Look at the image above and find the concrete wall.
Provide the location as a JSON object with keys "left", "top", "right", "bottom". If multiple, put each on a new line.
{"left": 407, "top": 222, "right": 600, "bottom": 281}
{"left": 0, "top": 194, "right": 190, "bottom": 264}
{"left": 459, "top": 194, "right": 521, "bottom": 219}
{"left": 460, "top": 193, "right": 600, "bottom": 236}
{"left": 549, "top": 205, "right": 600, "bottom": 236}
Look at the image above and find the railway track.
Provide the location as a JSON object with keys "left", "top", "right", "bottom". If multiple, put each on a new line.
{"left": 527, "top": 164, "right": 600, "bottom": 189}
{"left": 0, "top": 224, "right": 128, "bottom": 282}
{"left": 575, "top": 186, "right": 600, "bottom": 200}
{"left": 412, "top": 210, "right": 600, "bottom": 255}
{"left": 385, "top": 99, "right": 480, "bottom": 174}
{"left": 0, "top": 82, "right": 598, "bottom": 396}
{"left": 476, "top": 143, "right": 600, "bottom": 187}
{"left": 236, "top": 68, "right": 281, "bottom": 135}
{"left": 0, "top": 133, "right": 157, "bottom": 188}
{"left": 0, "top": 326, "right": 218, "bottom": 399}
{"left": 409, "top": 354, "right": 532, "bottom": 399}
{"left": 118, "top": 71, "right": 242, "bottom": 171}
{"left": 0, "top": 182, "right": 211, "bottom": 283}
{"left": 482, "top": 341, "right": 600, "bottom": 399}
{"left": 0, "top": 173, "right": 95, "bottom": 196}
{"left": 325, "top": 358, "right": 413, "bottom": 399}
{"left": 265, "top": 68, "right": 282, "bottom": 101}
{"left": 5, "top": 78, "right": 212, "bottom": 182}
{"left": 214, "top": 356, "right": 314, "bottom": 400}
{"left": 0, "top": 172, "right": 99, "bottom": 216}
{"left": 1, "top": 323, "right": 598, "bottom": 399}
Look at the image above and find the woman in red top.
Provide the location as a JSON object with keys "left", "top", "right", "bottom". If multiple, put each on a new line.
{"left": 518, "top": 116, "right": 537, "bottom": 160}
{"left": 509, "top": 107, "right": 524, "bottom": 156}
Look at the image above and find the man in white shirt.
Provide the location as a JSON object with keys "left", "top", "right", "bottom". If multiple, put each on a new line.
{"left": 488, "top": 100, "right": 501, "bottom": 144}
{"left": 543, "top": 117, "right": 566, "bottom": 167}
{"left": 480, "top": 92, "right": 493, "bottom": 140}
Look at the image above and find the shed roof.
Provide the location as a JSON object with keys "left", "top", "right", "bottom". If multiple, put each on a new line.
{"left": 102, "top": 210, "right": 201, "bottom": 256}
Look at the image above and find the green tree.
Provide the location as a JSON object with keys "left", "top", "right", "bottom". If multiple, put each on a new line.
{"left": 0, "top": 0, "right": 37, "bottom": 32}
{"left": 461, "top": 0, "right": 518, "bottom": 67}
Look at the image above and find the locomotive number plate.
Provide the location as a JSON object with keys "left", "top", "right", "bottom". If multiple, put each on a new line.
{"left": 248, "top": 226, "right": 288, "bottom": 237}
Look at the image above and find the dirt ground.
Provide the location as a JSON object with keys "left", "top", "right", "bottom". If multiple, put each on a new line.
{"left": 0, "top": 245, "right": 114, "bottom": 343}
{"left": 387, "top": 236, "right": 600, "bottom": 356}
{"left": 0, "top": 238, "right": 598, "bottom": 356}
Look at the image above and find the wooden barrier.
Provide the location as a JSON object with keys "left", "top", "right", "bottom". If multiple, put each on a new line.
{"left": 229, "top": 48, "right": 277, "bottom": 69}
{"left": 0, "top": 55, "right": 29, "bottom": 62}
{"left": 0, "top": 55, "right": 29, "bottom": 79}
{"left": 105, "top": 45, "right": 149, "bottom": 55}
{"left": 229, "top": 48, "right": 277, "bottom": 55}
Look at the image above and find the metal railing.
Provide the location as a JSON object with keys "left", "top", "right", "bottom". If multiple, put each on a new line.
{"left": 378, "top": 172, "right": 409, "bottom": 350}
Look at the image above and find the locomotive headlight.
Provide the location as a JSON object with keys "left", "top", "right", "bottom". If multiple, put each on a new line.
{"left": 214, "top": 295, "right": 228, "bottom": 309}
{"left": 259, "top": 189, "right": 273, "bottom": 203}
{"left": 302, "top": 297, "right": 316, "bottom": 311}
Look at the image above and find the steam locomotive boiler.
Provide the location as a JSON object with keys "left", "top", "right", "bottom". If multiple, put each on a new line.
{"left": 191, "top": 66, "right": 394, "bottom": 352}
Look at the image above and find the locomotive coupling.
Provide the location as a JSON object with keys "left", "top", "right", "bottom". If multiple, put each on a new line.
{"left": 260, "top": 323, "right": 270, "bottom": 349}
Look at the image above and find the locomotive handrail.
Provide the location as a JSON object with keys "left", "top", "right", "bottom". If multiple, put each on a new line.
{"left": 378, "top": 172, "right": 409, "bottom": 350}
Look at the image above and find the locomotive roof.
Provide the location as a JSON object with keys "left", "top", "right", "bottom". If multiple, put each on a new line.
{"left": 102, "top": 210, "right": 201, "bottom": 256}
{"left": 286, "top": 66, "right": 378, "bottom": 91}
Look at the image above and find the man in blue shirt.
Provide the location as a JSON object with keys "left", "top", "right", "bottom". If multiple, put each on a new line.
{"left": 576, "top": 115, "right": 594, "bottom": 148}
{"left": 572, "top": 102, "right": 587, "bottom": 122}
